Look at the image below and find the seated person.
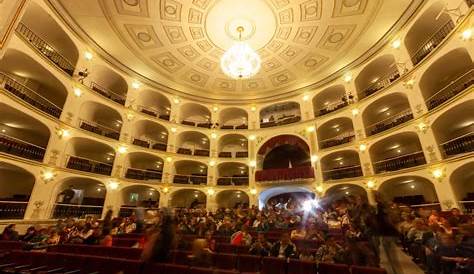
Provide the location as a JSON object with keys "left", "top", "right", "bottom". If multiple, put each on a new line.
{"left": 188, "top": 239, "right": 213, "bottom": 267}
{"left": 290, "top": 224, "right": 307, "bottom": 240}
{"left": 315, "top": 237, "right": 345, "bottom": 263}
{"left": 270, "top": 233, "right": 297, "bottom": 258}
{"left": 249, "top": 233, "right": 272, "bottom": 256}
{"left": 230, "top": 225, "right": 252, "bottom": 246}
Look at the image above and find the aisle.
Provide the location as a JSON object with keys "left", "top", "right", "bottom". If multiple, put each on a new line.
{"left": 379, "top": 240, "right": 425, "bottom": 274}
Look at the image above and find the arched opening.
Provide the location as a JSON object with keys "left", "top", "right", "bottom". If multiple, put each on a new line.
{"left": 321, "top": 150, "right": 363, "bottom": 181}
{"left": 362, "top": 93, "right": 413, "bottom": 136}
{"left": 324, "top": 184, "right": 368, "bottom": 204}
{"left": 404, "top": 1, "right": 455, "bottom": 65}
{"left": 173, "top": 160, "right": 208, "bottom": 185}
{"left": 0, "top": 162, "right": 35, "bottom": 219}
{"left": 450, "top": 162, "right": 474, "bottom": 212}
{"left": 52, "top": 177, "right": 106, "bottom": 219}
{"left": 176, "top": 131, "right": 210, "bottom": 156}
{"left": 219, "top": 107, "right": 248, "bottom": 129}
{"left": 355, "top": 54, "right": 400, "bottom": 99}
{"left": 0, "top": 103, "right": 50, "bottom": 161}
{"left": 379, "top": 176, "right": 439, "bottom": 207}
{"left": 317, "top": 117, "right": 355, "bottom": 149}
{"left": 260, "top": 102, "right": 301, "bottom": 128}
{"left": 216, "top": 190, "right": 249, "bottom": 209}
{"left": 135, "top": 90, "right": 171, "bottom": 121}
{"left": 180, "top": 103, "right": 212, "bottom": 128}
{"left": 419, "top": 48, "right": 474, "bottom": 110}
{"left": 218, "top": 134, "right": 248, "bottom": 158}
{"left": 0, "top": 49, "right": 68, "bottom": 118}
{"left": 370, "top": 132, "right": 426, "bottom": 174}
{"left": 87, "top": 65, "right": 128, "bottom": 105}
{"left": 170, "top": 189, "right": 206, "bottom": 208}
{"left": 124, "top": 152, "right": 163, "bottom": 181}
{"left": 78, "top": 101, "right": 122, "bottom": 140}
{"left": 313, "top": 85, "right": 349, "bottom": 117}
{"left": 258, "top": 186, "right": 314, "bottom": 209}
{"left": 120, "top": 185, "right": 159, "bottom": 217}
{"left": 19, "top": 2, "right": 79, "bottom": 75}
{"left": 256, "top": 135, "right": 313, "bottom": 182}
{"left": 132, "top": 120, "right": 168, "bottom": 151}
{"left": 432, "top": 100, "right": 474, "bottom": 158}
{"left": 65, "top": 137, "right": 115, "bottom": 175}
{"left": 217, "top": 162, "right": 249, "bottom": 186}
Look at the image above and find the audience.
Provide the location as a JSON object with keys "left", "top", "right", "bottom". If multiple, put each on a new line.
{"left": 1, "top": 192, "right": 473, "bottom": 274}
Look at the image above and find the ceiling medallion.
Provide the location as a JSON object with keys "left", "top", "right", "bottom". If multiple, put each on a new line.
{"left": 220, "top": 26, "right": 261, "bottom": 79}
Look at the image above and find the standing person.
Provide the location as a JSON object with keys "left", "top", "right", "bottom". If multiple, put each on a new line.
{"left": 141, "top": 209, "right": 176, "bottom": 262}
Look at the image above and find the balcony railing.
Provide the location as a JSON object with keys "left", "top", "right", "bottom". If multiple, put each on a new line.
{"left": 374, "top": 151, "right": 426, "bottom": 174}
{"left": 119, "top": 206, "right": 158, "bottom": 217}
{"left": 217, "top": 176, "right": 249, "bottom": 186}
{"left": 255, "top": 166, "right": 314, "bottom": 182}
{"left": 173, "top": 174, "right": 208, "bottom": 185}
{"left": 218, "top": 151, "right": 249, "bottom": 158}
{"left": 361, "top": 69, "right": 400, "bottom": 98}
{"left": 426, "top": 69, "right": 474, "bottom": 110}
{"left": 66, "top": 155, "right": 113, "bottom": 176}
{"left": 440, "top": 132, "right": 474, "bottom": 158}
{"left": 260, "top": 115, "right": 301, "bottom": 128}
{"left": 137, "top": 105, "right": 170, "bottom": 121}
{"left": 0, "top": 201, "right": 28, "bottom": 219}
{"left": 132, "top": 137, "right": 168, "bottom": 152}
{"left": 410, "top": 20, "right": 456, "bottom": 66}
{"left": 0, "top": 133, "right": 46, "bottom": 161}
{"left": 0, "top": 72, "right": 62, "bottom": 118}
{"left": 90, "top": 82, "right": 126, "bottom": 105}
{"left": 319, "top": 131, "right": 355, "bottom": 149}
{"left": 181, "top": 119, "right": 212, "bottom": 128}
{"left": 79, "top": 119, "right": 121, "bottom": 140}
{"left": 52, "top": 203, "right": 103, "bottom": 219}
{"left": 316, "top": 101, "right": 348, "bottom": 117}
{"left": 367, "top": 109, "right": 414, "bottom": 136}
{"left": 322, "top": 165, "right": 363, "bottom": 181}
{"left": 459, "top": 201, "right": 474, "bottom": 214}
{"left": 220, "top": 123, "right": 248, "bottom": 130}
{"left": 176, "top": 147, "right": 210, "bottom": 157}
{"left": 16, "top": 23, "right": 75, "bottom": 76}
{"left": 125, "top": 168, "right": 162, "bottom": 181}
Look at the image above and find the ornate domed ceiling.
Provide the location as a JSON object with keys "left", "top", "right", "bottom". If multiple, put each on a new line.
{"left": 50, "top": 0, "right": 422, "bottom": 103}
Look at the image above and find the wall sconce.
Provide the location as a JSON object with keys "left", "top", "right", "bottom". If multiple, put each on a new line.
{"left": 311, "top": 155, "right": 318, "bottom": 163}
{"left": 367, "top": 180, "right": 376, "bottom": 189}
{"left": 131, "top": 80, "right": 142, "bottom": 90}
{"left": 306, "top": 126, "right": 315, "bottom": 133}
{"left": 249, "top": 160, "right": 256, "bottom": 168}
{"left": 207, "top": 188, "right": 215, "bottom": 196}
{"left": 249, "top": 135, "right": 256, "bottom": 141}
{"left": 126, "top": 112, "right": 135, "bottom": 121}
{"left": 302, "top": 94, "right": 310, "bottom": 101}
{"left": 343, "top": 72, "right": 352, "bottom": 83}
{"left": 431, "top": 168, "right": 445, "bottom": 181}
{"left": 108, "top": 180, "right": 119, "bottom": 190}
{"left": 173, "top": 97, "right": 180, "bottom": 104}
{"left": 84, "top": 51, "right": 93, "bottom": 61}
{"left": 166, "top": 156, "right": 172, "bottom": 162}
{"left": 416, "top": 122, "right": 428, "bottom": 134}
{"left": 210, "top": 132, "right": 217, "bottom": 139}
{"left": 250, "top": 188, "right": 257, "bottom": 195}
{"left": 351, "top": 108, "right": 359, "bottom": 116}
{"left": 209, "top": 160, "right": 216, "bottom": 167}
{"left": 212, "top": 106, "right": 219, "bottom": 112}
{"left": 162, "top": 186, "right": 169, "bottom": 193}
{"left": 461, "top": 28, "right": 472, "bottom": 41}
{"left": 117, "top": 145, "right": 128, "bottom": 154}
{"left": 359, "top": 143, "right": 367, "bottom": 152}
{"left": 250, "top": 105, "right": 257, "bottom": 112}
{"left": 57, "top": 128, "right": 71, "bottom": 139}
{"left": 73, "top": 87, "right": 83, "bottom": 97}
{"left": 41, "top": 169, "right": 56, "bottom": 183}
{"left": 403, "top": 77, "right": 416, "bottom": 89}
{"left": 315, "top": 185, "right": 324, "bottom": 193}
{"left": 391, "top": 39, "right": 401, "bottom": 49}
{"left": 171, "top": 127, "right": 177, "bottom": 133}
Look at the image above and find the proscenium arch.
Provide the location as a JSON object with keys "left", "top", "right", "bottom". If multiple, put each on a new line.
{"left": 258, "top": 186, "right": 313, "bottom": 209}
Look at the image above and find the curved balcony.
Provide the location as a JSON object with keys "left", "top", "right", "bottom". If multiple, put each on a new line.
{"left": 373, "top": 151, "right": 426, "bottom": 174}
{"left": 322, "top": 165, "right": 363, "bottom": 181}
{"left": 0, "top": 133, "right": 46, "bottom": 162}
{"left": 255, "top": 166, "right": 314, "bottom": 182}
{"left": 137, "top": 105, "right": 170, "bottom": 121}
{"left": 366, "top": 109, "right": 413, "bottom": 136}
{"left": 90, "top": 82, "right": 126, "bottom": 105}
{"left": 125, "top": 168, "right": 162, "bottom": 181}
{"left": 173, "top": 174, "right": 208, "bottom": 185}
{"left": 216, "top": 176, "right": 249, "bottom": 186}
{"left": 66, "top": 155, "right": 113, "bottom": 176}
{"left": 79, "top": 119, "right": 120, "bottom": 140}
{"left": 319, "top": 132, "right": 355, "bottom": 149}
{"left": 426, "top": 69, "right": 474, "bottom": 110}
{"left": 132, "top": 137, "right": 168, "bottom": 151}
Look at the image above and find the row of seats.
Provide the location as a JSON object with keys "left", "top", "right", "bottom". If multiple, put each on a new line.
{"left": 66, "top": 156, "right": 113, "bottom": 176}
{"left": 260, "top": 116, "right": 301, "bottom": 128}
{"left": 0, "top": 135, "right": 45, "bottom": 161}
{"left": 374, "top": 152, "right": 426, "bottom": 173}
{"left": 91, "top": 83, "right": 126, "bottom": 106}
{"left": 218, "top": 151, "right": 248, "bottom": 158}
{"left": 173, "top": 175, "right": 207, "bottom": 185}
{"left": 319, "top": 135, "right": 355, "bottom": 149}
{"left": 125, "top": 168, "right": 163, "bottom": 181}
{"left": 139, "top": 108, "right": 171, "bottom": 121}
{"left": 363, "top": 72, "right": 400, "bottom": 98}
{"left": 317, "top": 101, "right": 348, "bottom": 117}
{"left": 369, "top": 112, "right": 413, "bottom": 136}
{"left": 80, "top": 122, "right": 120, "bottom": 140}
{"left": 3, "top": 82, "right": 62, "bottom": 118}
{"left": 428, "top": 77, "right": 474, "bottom": 110}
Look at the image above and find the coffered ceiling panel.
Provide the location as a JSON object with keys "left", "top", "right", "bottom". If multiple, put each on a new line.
{"left": 50, "top": 0, "right": 421, "bottom": 102}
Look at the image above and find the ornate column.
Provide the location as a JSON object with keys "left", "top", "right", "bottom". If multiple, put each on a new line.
{"left": 416, "top": 124, "right": 443, "bottom": 164}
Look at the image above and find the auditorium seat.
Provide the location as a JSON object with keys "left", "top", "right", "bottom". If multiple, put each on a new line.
{"left": 172, "top": 250, "right": 192, "bottom": 265}
{"left": 216, "top": 243, "right": 236, "bottom": 253}
{"left": 351, "top": 265, "right": 387, "bottom": 274}
{"left": 287, "top": 259, "right": 317, "bottom": 274}
{"left": 237, "top": 254, "right": 261, "bottom": 273}
{"left": 189, "top": 266, "right": 239, "bottom": 274}
{"left": 143, "top": 262, "right": 189, "bottom": 274}
{"left": 318, "top": 262, "right": 350, "bottom": 274}
{"left": 213, "top": 253, "right": 238, "bottom": 270}
{"left": 261, "top": 257, "right": 286, "bottom": 274}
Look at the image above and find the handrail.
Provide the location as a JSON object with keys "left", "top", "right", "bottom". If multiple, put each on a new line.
{"left": 127, "top": 167, "right": 163, "bottom": 174}
{"left": 410, "top": 20, "right": 455, "bottom": 63}
{"left": 362, "top": 67, "right": 399, "bottom": 94}
{"left": 373, "top": 150, "right": 424, "bottom": 164}
{"left": 54, "top": 203, "right": 104, "bottom": 209}
{"left": 365, "top": 109, "right": 413, "bottom": 129}
{"left": 401, "top": 202, "right": 440, "bottom": 208}
{"left": 0, "top": 201, "right": 29, "bottom": 204}
{"left": 425, "top": 69, "right": 474, "bottom": 103}
{"left": 79, "top": 118, "right": 121, "bottom": 134}
{"left": 218, "top": 175, "right": 249, "bottom": 179}
{"left": 137, "top": 104, "right": 170, "bottom": 115}
{"left": 0, "top": 72, "right": 63, "bottom": 110}
{"left": 319, "top": 131, "right": 355, "bottom": 143}
{"left": 132, "top": 136, "right": 168, "bottom": 147}
{"left": 66, "top": 154, "right": 113, "bottom": 167}
{"left": 439, "top": 131, "right": 474, "bottom": 146}
{"left": 16, "top": 23, "right": 75, "bottom": 75}
{"left": 322, "top": 165, "right": 362, "bottom": 173}
{"left": 181, "top": 117, "right": 212, "bottom": 124}
{"left": 90, "top": 81, "right": 126, "bottom": 100}
{"left": 0, "top": 132, "right": 46, "bottom": 150}
{"left": 174, "top": 173, "right": 207, "bottom": 177}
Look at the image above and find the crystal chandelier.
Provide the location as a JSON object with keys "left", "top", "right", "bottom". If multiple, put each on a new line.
{"left": 220, "top": 26, "right": 261, "bottom": 79}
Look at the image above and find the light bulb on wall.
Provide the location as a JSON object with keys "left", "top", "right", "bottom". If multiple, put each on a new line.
{"left": 166, "top": 157, "right": 172, "bottom": 162}
{"left": 391, "top": 39, "right": 401, "bottom": 49}
{"left": 359, "top": 144, "right": 367, "bottom": 152}
{"left": 351, "top": 108, "right": 359, "bottom": 116}
{"left": 117, "top": 145, "right": 128, "bottom": 154}
{"left": 302, "top": 94, "right": 310, "bottom": 101}
{"left": 108, "top": 181, "right": 119, "bottom": 190}
{"left": 306, "top": 126, "right": 315, "bottom": 133}
{"left": 73, "top": 87, "right": 82, "bottom": 97}
{"left": 249, "top": 160, "right": 256, "bottom": 168}
{"left": 249, "top": 135, "right": 256, "bottom": 141}
{"left": 343, "top": 73, "right": 352, "bottom": 83}
{"left": 210, "top": 132, "right": 217, "bottom": 139}
{"left": 209, "top": 160, "right": 216, "bottom": 167}
{"left": 250, "top": 188, "right": 257, "bottom": 195}
{"left": 311, "top": 155, "right": 318, "bottom": 163}
{"left": 131, "top": 80, "right": 142, "bottom": 90}
{"left": 171, "top": 127, "right": 177, "bottom": 133}
{"left": 461, "top": 28, "right": 473, "bottom": 41}
{"left": 84, "top": 51, "right": 93, "bottom": 61}
{"left": 367, "top": 180, "right": 376, "bottom": 189}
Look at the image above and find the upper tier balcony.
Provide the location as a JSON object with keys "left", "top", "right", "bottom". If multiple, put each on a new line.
{"left": 90, "top": 82, "right": 126, "bottom": 105}
{"left": 426, "top": 69, "right": 474, "bottom": 110}
{"left": 79, "top": 119, "right": 121, "bottom": 140}
{"left": 0, "top": 133, "right": 45, "bottom": 162}
{"left": 66, "top": 155, "right": 113, "bottom": 176}
{"left": 410, "top": 20, "right": 455, "bottom": 66}
{"left": 125, "top": 168, "right": 163, "bottom": 181}
{"left": 255, "top": 166, "right": 314, "bottom": 182}
{"left": 374, "top": 151, "right": 426, "bottom": 174}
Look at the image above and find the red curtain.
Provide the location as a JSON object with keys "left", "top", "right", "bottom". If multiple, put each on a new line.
{"left": 257, "top": 135, "right": 309, "bottom": 155}
{"left": 255, "top": 166, "right": 315, "bottom": 182}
